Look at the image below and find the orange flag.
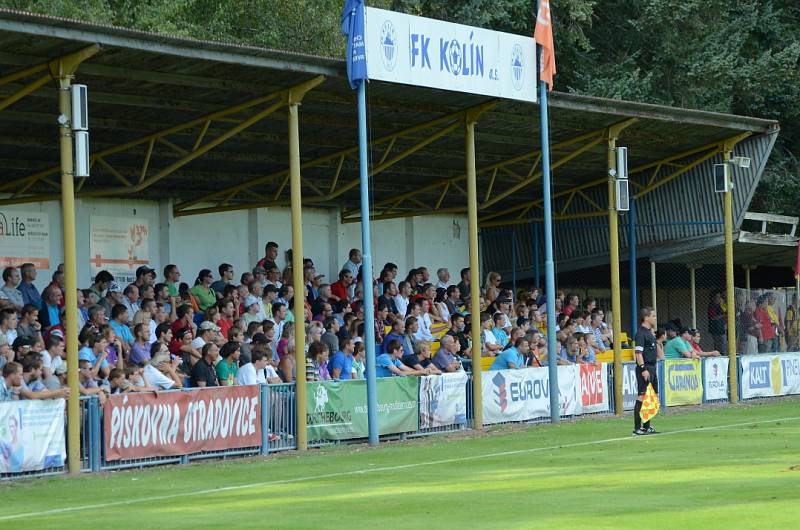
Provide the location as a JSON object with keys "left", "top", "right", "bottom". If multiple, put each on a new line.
{"left": 534, "top": 0, "right": 557, "bottom": 91}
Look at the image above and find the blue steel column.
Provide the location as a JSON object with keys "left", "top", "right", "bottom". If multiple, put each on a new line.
{"left": 358, "top": 80, "right": 379, "bottom": 445}
{"left": 629, "top": 197, "right": 638, "bottom": 340}
{"left": 532, "top": 221, "right": 541, "bottom": 289}
{"left": 539, "top": 82, "right": 559, "bottom": 423}
{"left": 511, "top": 229, "right": 517, "bottom": 295}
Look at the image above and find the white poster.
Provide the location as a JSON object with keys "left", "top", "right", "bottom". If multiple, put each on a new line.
{"left": 419, "top": 372, "right": 468, "bottom": 429}
{"left": 90, "top": 216, "right": 150, "bottom": 285}
{"left": 0, "top": 398, "right": 66, "bottom": 473}
{"left": 703, "top": 357, "right": 729, "bottom": 401}
{"left": 578, "top": 363, "right": 610, "bottom": 414}
{"left": 365, "top": 7, "right": 537, "bottom": 103}
{"left": 777, "top": 353, "right": 800, "bottom": 395}
{"left": 622, "top": 363, "right": 639, "bottom": 411}
{"left": 0, "top": 210, "right": 50, "bottom": 269}
{"left": 740, "top": 355, "right": 781, "bottom": 399}
{"left": 482, "top": 366, "right": 579, "bottom": 425}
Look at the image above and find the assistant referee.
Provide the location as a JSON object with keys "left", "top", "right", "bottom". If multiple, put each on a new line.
{"left": 633, "top": 306, "right": 661, "bottom": 435}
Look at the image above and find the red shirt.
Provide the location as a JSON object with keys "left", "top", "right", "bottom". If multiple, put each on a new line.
{"left": 218, "top": 318, "right": 234, "bottom": 340}
{"left": 755, "top": 308, "right": 775, "bottom": 340}
{"left": 331, "top": 280, "right": 349, "bottom": 301}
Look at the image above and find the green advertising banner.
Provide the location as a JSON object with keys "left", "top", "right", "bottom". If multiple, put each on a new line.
{"left": 306, "top": 378, "right": 420, "bottom": 441}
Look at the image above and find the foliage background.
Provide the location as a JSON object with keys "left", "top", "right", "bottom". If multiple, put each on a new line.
{"left": 2, "top": 0, "right": 798, "bottom": 214}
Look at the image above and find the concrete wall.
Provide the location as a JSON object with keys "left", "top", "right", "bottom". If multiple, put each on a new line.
{"left": 0, "top": 199, "right": 469, "bottom": 291}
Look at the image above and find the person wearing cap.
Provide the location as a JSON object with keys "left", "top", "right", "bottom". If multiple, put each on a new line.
{"left": 143, "top": 353, "right": 181, "bottom": 390}
{"left": 134, "top": 266, "right": 156, "bottom": 290}
{"left": 192, "top": 321, "right": 220, "bottom": 350}
{"left": 664, "top": 327, "right": 700, "bottom": 360}
{"left": 242, "top": 295, "right": 264, "bottom": 327}
{"left": 261, "top": 284, "right": 278, "bottom": 317}
{"left": 99, "top": 281, "right": 124, "bottom": 318}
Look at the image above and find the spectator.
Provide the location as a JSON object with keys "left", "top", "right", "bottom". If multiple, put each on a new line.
{"left": 18, "top": 263, "right": 41, "bottom": 309}
{"left": 480, "top": 312, "right": 501, "bottom": 356}
{"left": 664, "top": 327, "right": 699, "bottom": 359}
{"left": 18, "top": 353, "right": 69, "bottom": 399}
{"left": 0, "top": 361, "right": 22, "bottom": 401}
{"left": 256, "top": 241, "right": 279, "bottom": 271}
{"left": 100, "top": 281, "right": 123, "bottom": 318}
{"left": 276, "top": 285, "right": 295, "bottom": 322}
{"left": 435, "top": 268, "right": 450, "bottom": 289}
{"left": 216, "top": 299, "right": 235, "bottom": 339}
{"left": 134, "top": 266, "right": 157, "bottom": 290}
{"left": 271, "top": 302, "right": 288, "bottom": 340}
{"left": 305, "top": 341, "right": 330, "bottom": 382}
{"left": 89, "top": 270, "right": 114, "bottom": 302}
{"left": 351, "top": 341, "right": 365, "bottom": 379}
{"left": 754, "top": 295, "right": 775, "bottom": 353}
{"left": 38, "top": 333, "right": 64, "bottom": 386}
{"left": 144, "top": 353, "right": 182, "bottom": 390}
{"left": 109, "top": 304, "right": 134, "bottom": 351}
{"left": 410, "top": 300, "right": 434, "bottom": 342}
{"left": 590, "top": 312, "right": 607, "bottom": 352}
{"left": 491, "top": 312, "right": 510, "bottom": 347}
{"left": 190, "top": 269, "right": 216, "bottom": 312}
{"left": 379, "top": 281, "right": 400, "bottom": 317}
{"left": 490, "top": 337, "right": 529, "bottom": 370}
{"left": 321, "top": 317, "right": 340, "bottom": 356}
{"left": 376, "top": 339, "right": 418, "bottom": 377}
{"left": 341, "top": 248, "right": 362, "bottom": 279}
{"left": 562, "top": 293, "right": 579, "bottom": 317}
{"left": 121, "top": 285, "right": 140, "bottom": 322}
{"left": 238, "top": 350, "right": 278, "bottom": 386}
{"left": 402, "top": 317, "right": 418, "bottom": 357}
{"left": 190, "top": 343, "right": 220, "bottom": 387}
{"left": 278, "top": 338, "right": 296, "bottom": 382}
{"left": 163, "top": 264, "right": 181, "bottom": 298}
{"left": 0, "top": 309, "right": 17, "bottom": 347}
{"left": 172, "top": 327, "right": 201, "bottom": 367}
{"left": 0, "top": 267, "right": 23, "bottom": 311}
{"left": 402, "top": 340, "right": 440, "bottom": 375}
{"left": 17, "top": 304, "right": 41, "bottom": 340}
{"left": 394, "top": 281, "right": 412, "bottom": 317}
{"left": 242, "top": 295, "right": 264, "bottom": 327}
{"left": 264, "top": 265, "right": 282, "bottom": 289}
{"left": 433, "top": 335, "right": 461, "bottom": 373}
{"left": 211, "top": 263, "right": 234, "bottom": 298}
{"left": 216, "top": 341, "right": 241, "bottom": 386}
{"left": 192, "top": 321, "right": 220, "bottom": 350}
{"left": 444, "top": 285, "right": 462, "bottom": 317}
{"left": 708, "top": 292, "right": 727, "bottom": 354}
{"left": 330, "top": 269, "right": 354, "bottom": 302}
{"left": 329, "top": 335, "right": 355, "bottom": 380}
{"left": 130, "top": 323, "right": 151, "bottom": 367}
{"left": 446, "top": 313, "right": 470, "bottom": 357}
{"left": 687, "top": 329, "right": 721, "bottom": 357}
{"left": 78, "top": 331, "right": 110, "bottom": 380}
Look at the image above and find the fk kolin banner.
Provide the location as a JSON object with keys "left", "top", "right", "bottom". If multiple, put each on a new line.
{"left": 419, "top": 372, "right": 468, "bottom": 429}
{"left": 307, "top": 378, "right": 419, "bottom": 441}
{"left": 104, "top": 386, "right": 261, "bottom": 461}
{"left": 0, "top": 398, "right": 65, "bottom": 473}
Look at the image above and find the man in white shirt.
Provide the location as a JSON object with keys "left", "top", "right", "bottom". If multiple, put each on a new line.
{"left": 341, "top": 248, "right": 362, "bottom": 279}
{"left": 394, "top": 281, "right": 412, "bottom": 318}
{"left": 435, "top": 268, "right": 450, "bottom": 289}
{"left": 143, "top": 354, "right": 181, "bottom": 390}
{"left": 192, "top": 321, "right": 220, "bottom": 350}
{"left": 0, "top": 267, "right": 23, "bottom": 311}
{"left": 237, "top": 350, "right": 280, "bottom": 385}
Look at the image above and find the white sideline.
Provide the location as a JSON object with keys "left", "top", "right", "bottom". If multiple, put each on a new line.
{"left": 4, "top": 415, "right": 799, "bottom": 522}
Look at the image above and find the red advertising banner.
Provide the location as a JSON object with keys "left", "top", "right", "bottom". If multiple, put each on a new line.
{"left": 579, "top": 363, "right": 609, "bottom": 413}
{"left": 103, "top": 386, "right": 261, "bottom": 461}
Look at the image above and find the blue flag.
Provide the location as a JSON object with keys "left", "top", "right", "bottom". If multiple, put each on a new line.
{"left": 341, "top": 0, "right": 368, "bottom": 90}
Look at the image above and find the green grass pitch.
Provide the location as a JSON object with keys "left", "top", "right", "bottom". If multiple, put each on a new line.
{"left": 3, "top": 399, "right": 800, "bottom": 529}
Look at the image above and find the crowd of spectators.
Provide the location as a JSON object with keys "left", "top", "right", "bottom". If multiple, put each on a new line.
{"left": 0, "top": 243, "right": 622, "bottom": 405}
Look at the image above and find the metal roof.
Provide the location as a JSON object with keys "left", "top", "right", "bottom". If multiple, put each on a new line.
{"left": 0, "top": 9, "right": 780, "bottom": 222}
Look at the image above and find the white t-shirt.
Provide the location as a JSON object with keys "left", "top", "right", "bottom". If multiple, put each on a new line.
{"left": 483, "top": 329, "right": 498, "bottom": 345}
{"left": 414, "top": 314, "right": 435, "bottom": 341}
{"left": 237, "top": 363, "right": 258, "bottom": 386}
{"left": 143, "top": 364, "right": 175, "bottom": 390}
{"left": 39, "top": 349, "right": 53, "bottom": 370}
{"left": 149, "top": 320, "right": 157, "bottom": 344}
{"left": 191, "top": 337, "right": 206, "bottom": 350}
{"left": 394, "top": 295, "right": 409, "bottom": 317}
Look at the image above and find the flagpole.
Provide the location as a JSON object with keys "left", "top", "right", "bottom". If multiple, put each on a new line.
{"left": 535, "top": 0, "right": 559, "bottom": 423}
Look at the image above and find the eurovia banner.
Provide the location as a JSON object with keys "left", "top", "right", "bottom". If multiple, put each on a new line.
{"left": 664, "top": 359, "right": 703, "bottom": 406}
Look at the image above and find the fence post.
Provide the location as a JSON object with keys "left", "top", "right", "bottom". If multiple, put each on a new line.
{"left": 658, "top": 360, "right": 666, "bottom": 411}
{"left": 700, "top": 358, "right": 707, "bottom": 403}
{"left": 260, "top": 384, "right": 270, "bottom": 455}
{"left": 88, "top": 396, "right": 101, "bottom": 472}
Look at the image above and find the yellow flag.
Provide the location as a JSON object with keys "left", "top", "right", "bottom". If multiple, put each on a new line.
{"left": 640, "top": 383, "right": 660, "bottom": 422}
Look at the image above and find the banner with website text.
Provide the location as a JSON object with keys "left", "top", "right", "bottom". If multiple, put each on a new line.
{"left": 307, "top": 378, "right": 419, "bottom": 441}
{"left": 0, "top": 398, "right": 65, "bottom": 473}
{"left": 0, "top": 210, "right": 50, "bottom": 269}
{"left": 664, "top": 359, "right": 703, "bottom": 406}
{"left": 740, "top": 353, "right": 800, "bottom": 399}
{"left": 103, "top": 386, "right": 261, "bottom": 461}
{"left": 703, "top": 357, "right": 729, "bottom": 401}
{"left": 419, "top": 372, "right": 468, "bottom": 429}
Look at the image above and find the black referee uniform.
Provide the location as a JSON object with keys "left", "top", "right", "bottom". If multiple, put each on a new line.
{"left": 633, "top": 324, "right": 658, "bottom": 434}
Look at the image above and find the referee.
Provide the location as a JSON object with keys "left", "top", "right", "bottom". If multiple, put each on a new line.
{"left": 633, "top": 307, "right": 660, "bottom": 435}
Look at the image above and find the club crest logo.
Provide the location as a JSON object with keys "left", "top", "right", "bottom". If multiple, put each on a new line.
{"left": 380, "top": 20, "right": 398, "bottom": 71}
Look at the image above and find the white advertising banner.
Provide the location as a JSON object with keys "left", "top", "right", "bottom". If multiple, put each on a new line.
{"left": 90, "top": 216, "right": 150, "bottom": 285}
{"left": 419, "top": 372, "right": 469, "bottom": 428}
{"left": 578, "top": 363, "right": 610, "bottom": 414}
{"left": 777, "top": 353, "right": 800, "bottom": 395}
{"left": 740, "top": 355, "right": 781, "bottom": 399}
{"left": 0, "top": 398, "right": 66, "bottom": 473}
{"left": 703, "top": 357, "right": 729, "bottom": 401}
{"left": 622, "top": 363, "right": 639, "bottom": 411}
{"left": 0, "top": 210, "right": 50, "bottom": 269}
{"left": 482, "top": 366, "right": 579, "bottom": 425}
{"left": 364, "top": 7, "right": 537, "bottom": 103}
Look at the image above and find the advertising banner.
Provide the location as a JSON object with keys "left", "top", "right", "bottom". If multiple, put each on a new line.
{"left": 578, "top": 363, "right": 610, "bottom": 414}
{"left": 482, "top": 366, "right": 579, "bottom": 425}
{"left": 740, "top": 355, "right": 782, "bottom": 399}
{"left": 664, "top": 359, "right": 703, "bottom": 406}
{"left": 419, "top": 372, "right": 468, "bottom": 429}
{"left": 621, "top": 363, "right": 639, "bottom": 411}
{"left": 364, "top": 7, "right": 537, "bottom": 103}
{"left": 104, "top": 386, "right": 260, "bottom": 461}
{"left": 703, "top": 357, "right": 729, "bottom": 401}
{"left": 778, "top": 353, "right": 800, "bottom": 395}
{"left": 307, "top": 378, "right": 419, "bottom": 441}
{"left": 90, "top": 216, "right": 150, "bottom": 285}
{"left": 0, "top": 398, "right": 65, "bottom": 473}
{"left": 0, "top": 210, "right": 50, "bottom": 269}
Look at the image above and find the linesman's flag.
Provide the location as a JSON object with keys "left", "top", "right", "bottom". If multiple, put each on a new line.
{"left": 640, "top": 383, "right": 660, "bottom": 423}
{"left": 534, "top": 1, "right": 557, "bottom": 91}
